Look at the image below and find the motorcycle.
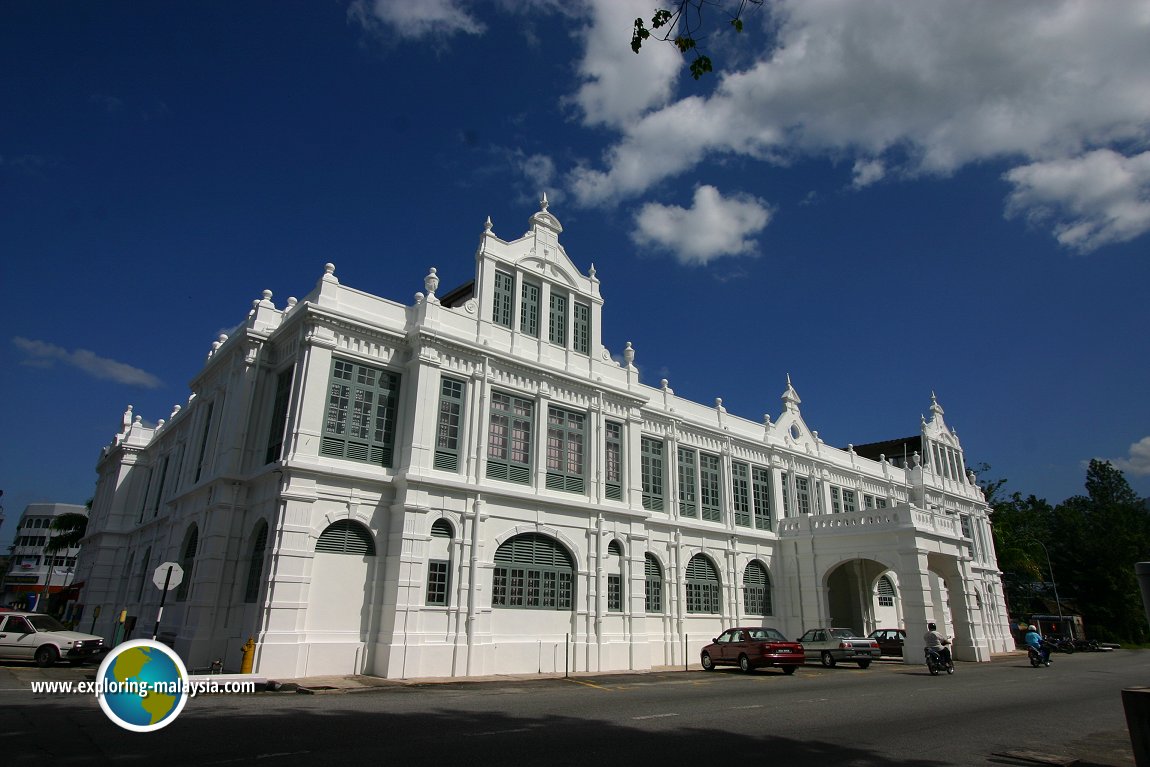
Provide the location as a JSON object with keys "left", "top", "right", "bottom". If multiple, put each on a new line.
{"left": 1028, "top": 644, "right": 1052, "bottom": 667}
{"left": 924, "top": 646, "right": 954, "bottom": 675}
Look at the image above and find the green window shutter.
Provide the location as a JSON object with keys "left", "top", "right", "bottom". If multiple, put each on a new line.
{"left": 244, "top": 521, "right": 269, "bottom": 603}
{"left": 545, "top": 406, "right": 585, "bottom": 494}
{"left": 685, "top": 554, "right": 720, "bottom": 614}
{"left": 572, "top": 301, "right": 590, "bottom": 354}
{"left": 265, "top": 367, "right": 293, "bottom": 464}
{"left": 795, "top": 475, "right": 811, "bottom": 514}
{"left": 520, "top": 281, "right": 540, "bottom": 337}
{"left": 700, "top": 453, "right": 722, "bottom": 522}
{"left": 751, "top": 467, "right": 773, "bottom": 530}
{"left": 641, "top": 437, "right": 664, "bottom": 511}
{"left": 487, "top": 391, "right": 533, "bottom": 484}
{"left": 644, "top": 553, "right": 663, "bottom": 613}
{"left": 548, "top": 292, "right": 568, "bottom": 346}
{"left": 435, "top": 376, "right": 465, "bottom": 471}
{"left": 492, "top": 270, "right": 514, "bottom": 328}
{"left": 322, "top": 359, "right": 400, "bottom": 468}
{"left": 604, "top": 420, "right": 622, "bottom": 500}
{"left": 743, "top": 560, "right": 771, "bottom": 616}
{"left": 678, "top": 447, "right": 697, "bottom": 518}
{"left": 780, "top": 472, "right": 791, "bottom": 516}
{"left": 316, "top": 520, "right": 376, "bottom": 556}
{"left": 732, "top": 462, "right": 751, "bottom": 527}
{"left": 492, "top": 534, "right": 574, "bottom": 611}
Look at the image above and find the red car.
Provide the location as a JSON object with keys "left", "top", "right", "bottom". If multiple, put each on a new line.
{"left": 701, "top": 627, "right": 804, "bottom": 674}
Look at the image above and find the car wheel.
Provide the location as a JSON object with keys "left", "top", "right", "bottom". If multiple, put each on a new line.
{"left": 738, "top": 654, "right": 752, "bottom": 673}
{"left": 857, "top": 660, "right": 871, "bottom": 669}
{"left": 701, "top": 652, "right": 715, "bottom": 671}
{"left": 782, "top": 665, "right": 797, "bottom": 675}
{"left": 34, "top": 645, "right": 59, "bottom": 668}
{"left": 820, "top": 651, "right": 836, "bottom": 668}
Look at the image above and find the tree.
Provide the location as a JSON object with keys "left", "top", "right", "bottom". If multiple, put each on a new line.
{"left": 45, "top": 503, "right": 90, "bottom": 555}
{"left": 631, "top": 1, "right": 764, "bottom": 79}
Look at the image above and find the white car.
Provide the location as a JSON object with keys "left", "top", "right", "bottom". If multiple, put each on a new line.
{"left": 0, "top": 611, "right": 105, "bottom": 667}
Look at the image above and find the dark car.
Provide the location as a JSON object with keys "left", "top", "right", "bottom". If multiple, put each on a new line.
{"left": 701, "top": 627, "right": 804, "bottom": 674}
{"left": 868, "top": 628, "right": 905, "bottom": 657}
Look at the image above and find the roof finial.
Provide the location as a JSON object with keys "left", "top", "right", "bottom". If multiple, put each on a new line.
{"left": 540, "top": 192, "right": 549, "bottom": 212}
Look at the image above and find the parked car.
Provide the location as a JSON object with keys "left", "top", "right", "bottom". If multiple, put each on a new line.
{"left": 0, "top": 611, "right": 105, "bottom": 667}
{"left": 701, "top": 627, "right": 805, "bottom": 674}
{"left": 867, "top": 628, "right": 905, "bottom": 657}
{"left": 797, "top": 627, "right": 881, "bottom": 668}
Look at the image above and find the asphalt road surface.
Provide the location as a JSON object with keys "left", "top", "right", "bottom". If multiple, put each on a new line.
{"left": 2, "top": 650, "right": 1144, "bottom": 766}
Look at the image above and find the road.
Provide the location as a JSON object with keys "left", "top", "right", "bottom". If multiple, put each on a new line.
{"left": 1, "top": 650, "right": 1143, "bottom": 766}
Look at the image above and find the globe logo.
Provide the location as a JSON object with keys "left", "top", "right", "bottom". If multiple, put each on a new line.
{"left": 95, "top": 639, "right": 190, "bottom": 732}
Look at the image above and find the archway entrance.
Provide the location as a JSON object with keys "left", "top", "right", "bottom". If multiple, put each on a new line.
{"left": 825, "top": 558, "right": 892, "bottom": 636}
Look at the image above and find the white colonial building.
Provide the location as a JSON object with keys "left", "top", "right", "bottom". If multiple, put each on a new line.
{"left": 75, "top": 199, "right": 1012, "bottom": 678}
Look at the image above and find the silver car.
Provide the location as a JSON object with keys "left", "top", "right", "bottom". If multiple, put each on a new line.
{"left": 797, "top": 627, "right": 881, "bottom": 669}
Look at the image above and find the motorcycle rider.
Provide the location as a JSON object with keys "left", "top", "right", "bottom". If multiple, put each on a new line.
{"left": 1024, "top": 624, "right": 1050, "bottom": 665}
{"left": 923, "top": 622, "right": 952, "bottom": 666}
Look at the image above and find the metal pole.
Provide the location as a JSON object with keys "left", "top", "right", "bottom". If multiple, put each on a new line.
{"left": 152, "top": 565, "right": 174, "bottom": 641}
{"left": 1031, "top": 539, "right": 1063, "bottom": 624}
{"left": 565, "top": 632, "right": 569, "bottom": 678}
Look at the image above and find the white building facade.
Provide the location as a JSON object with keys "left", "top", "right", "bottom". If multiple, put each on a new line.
{"left": 75, "top": 200, "right": 1013, "bottom": 678}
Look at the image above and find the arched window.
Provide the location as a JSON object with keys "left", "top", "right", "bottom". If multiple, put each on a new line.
{"left": 685, "top": 554, "right": 721, "bottom": 614}
{"left": 244, "top": 520, "right": 269, "bottom": 603}
{"left": 426, "top": 519, "right": 453, "bottom": 606}
{"left": 315, "top": 520, "right": 376, "bottom": 556}
{"left": 607, "top": 540, "right": 624, "bottom": 612}
{"left": 743, "top": 560, "right": 772, "bottom": 616}
{"left": 877, "top": 575, "right": 896, "bottom": 607}
{"left": 644, "top": 553, "right": 663, "bottom": 613}
{"left": 492, "top": 533, "right": 574, "bottom": 610}
{"left": 176, "top": 527, "right": 197, "bottom": 602}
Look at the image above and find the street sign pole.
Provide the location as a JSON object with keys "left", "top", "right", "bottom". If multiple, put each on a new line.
{"left": 152, "top": 565, "right": 174, "bottom": 641}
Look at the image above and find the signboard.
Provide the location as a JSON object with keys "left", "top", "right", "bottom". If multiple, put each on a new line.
{"left": 153, "top": 562, "right": 184, "bottom": 591}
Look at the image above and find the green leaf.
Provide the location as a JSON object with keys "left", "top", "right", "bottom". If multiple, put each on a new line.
{"left": 689, "top": 55, "right": 713, "bottom": 80}
{"left": 731, "top": 18, "right": 744, "bottom": 32}
{"left": 652, "top": 9, "right": 672, "bottom": 29}
{"left": 674, "top": 35, "right": 696, "bottom": 53}
{"left": 631, "top": 19, "right": 649, "bottom": 54}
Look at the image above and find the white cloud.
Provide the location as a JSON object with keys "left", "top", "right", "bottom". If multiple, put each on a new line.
{"left": 852, "top": 158, "right": 886, "bottom": 189}
{"left": 565, "top": 0, "right": 1150, "bottom": 251}
{"left": 632, "top": 185, "right": 773, "bottom": 265}
{"left": 13, "top": 337, "right": 163, "bottom": 389}
{"left": 1110, "top": 436, "right": 1150, "bottom": 477}
{"left": 1004, "top": 150, "right": 1150, "bottom": 253}
{"left": 348, "top": 0, "right": 486, "bottom": 40}
{"left": 566, "top": 0, "right": 682, "bottom": 128}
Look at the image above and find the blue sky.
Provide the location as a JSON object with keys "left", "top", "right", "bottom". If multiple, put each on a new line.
{"left": 3, "top": 0, "right": 1149, "bottom": 548}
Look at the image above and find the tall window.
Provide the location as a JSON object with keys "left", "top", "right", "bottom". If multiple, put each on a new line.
{"left": 678, "top": 447, "right": 697, "bottom": 518}
{"left": 244, "top": 521, "right": 269, "bottom": 603}
{"left": 426, "top": 519, "right": 453, "bottom": 606}
{"left": 176, "top": 527, "right": 198, "bottom": 602}
{"left": 315, "top": 520, "right": 376, "bottom": 556}
{"left": 492, "top": 534, "right": 573, "bottom": 610}
{"left": 546, "top": 407, "right": 585, "bottom": 493}
{"left": 136, "top": 546, "right": 152, "bottom": 603}
{"left": 685, "top": 555, "right": 721, "bottom": 614}
{"left": 520, "top": 281, "right": 540, "bottom": 337}
{"left": 644, "top": 553, "right": 663, "bottom": 613}
{"left": 194, "top": 402, "right": 215, "bottom": 483}
{"left": 830, "top": 486, "right": 842, "bottom": 513}
{"left": 607, "top": 540, "right": 623, "bottom": 612}
{"left": 732, "top": 462, "right": 751, "bottom": 526}
{"left": 321, "top": 359, "right": 400, "bottom": 467}
{"left": 151, "top": 454, "right": 170, "bottom": 517}
{"left": 780, "top": 472, "right": 791, "bottom": 516}
{"left": 487, "top": 391, "right": 533, "bottom": 484}
{"left": 640, "top": 437, "right": 664, "bottom": 511}
{"left": 842, "top": 488, "right": 857, "bottom": 513}
{"left": 700, "top": 453, "right": 722, "bottom": 522}
{"left": 572, "top": 301, "right": 590, "bottom": 354}
{"left": 265, "top": 367, "right": 293, "bottom": 464}
{"left": 435, "top": 376, "right": 466, "bottom": 471}
{"left": 751, "top": 467, "right": 773, "bottom": 530}
{"left": 492, "top": 270, "right": 514, "bottom": 328}
{"left": 743, "top": 560, "right": 772, "bottom": 615}
{"left": 604, "top": 421, "right": 623, "bottom": 500}
{"left": 548, "top": 292, "right": 567, "bottom": 345}
{"left": 795, "top": 476, "right": 811, "bottom": 515}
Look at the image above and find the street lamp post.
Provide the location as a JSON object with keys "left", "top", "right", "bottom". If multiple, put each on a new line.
{"left": 1028, "top": 538, "right": 1063, "bottom": 624}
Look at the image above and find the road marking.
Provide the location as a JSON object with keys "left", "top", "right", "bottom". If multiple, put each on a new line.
{"left": 731, "top": 704, "right": 764, "bottom": 710}
{"left": 632, "top": 713, "right": 679, "bottom": 720}
{"left": 468, "top": 728, "right": 533, "bottom": 737}
{"left": 564, "top": 678, "right": 613, "bottom": 691}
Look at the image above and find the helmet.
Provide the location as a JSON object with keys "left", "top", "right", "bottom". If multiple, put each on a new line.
{"left": 927, "top": 622, "right": 936, "bottom": 631}
{"left": 1028, "top": 625, "right": 1037, "bottom": 631}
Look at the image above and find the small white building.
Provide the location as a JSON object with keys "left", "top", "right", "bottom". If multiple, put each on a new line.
{"left": 75, "top": 198, "right": 1013, "bottom": 678}
{"left": 1, "top": 503, "right": 87, "bottom": 614}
